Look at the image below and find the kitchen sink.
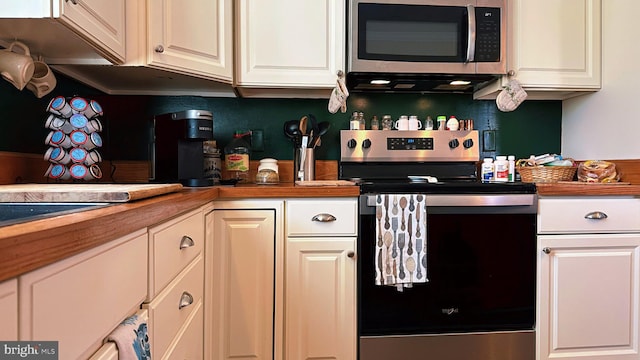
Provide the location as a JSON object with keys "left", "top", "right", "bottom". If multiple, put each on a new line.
{"left": 0, "top": 202, "right": 112, "bottom": 227}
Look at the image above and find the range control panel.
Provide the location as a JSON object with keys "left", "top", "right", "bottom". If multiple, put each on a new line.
{"left": 340, "top": 130, "right": 479, "bottom": 162}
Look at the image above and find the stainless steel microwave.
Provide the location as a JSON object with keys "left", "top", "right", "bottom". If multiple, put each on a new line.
{"left": 347, "top": 0, "right": 507, "bottom": 92}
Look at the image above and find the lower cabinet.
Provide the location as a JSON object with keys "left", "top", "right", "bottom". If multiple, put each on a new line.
{"left": 144, "top": 204, "right": 207, "bottom": 360}
{"left": 19, "top": 229, "right": 148, "bottom": 360}
{"left": 0, "top": 278, "right": 18, "bottom": 340}
{"left": 207, "top": 198, "right": 357, "bottom": 360}
{"left": 209, "top": 203, "right": 280, "bottom": 360}
{"left": 285, "top": 199, "right": 357, "bottom": 360}
{"left": 537, "top": 197, "right": 640, "bottom": 360}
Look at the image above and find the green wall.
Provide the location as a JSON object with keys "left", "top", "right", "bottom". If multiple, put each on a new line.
{"left": 0, "top": 72, "right": 562, "bottom": 162}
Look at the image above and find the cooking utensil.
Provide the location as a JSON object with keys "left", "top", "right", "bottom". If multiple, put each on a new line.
{"left": 398, "top": 233, "right": 405, "bottom": 280}
{"left": 391, "top": 217, "right": 398, "bottom": 258}
{"left": 416, "top": 238, "right": 423, "bottom": 279}
{"left": 376, "top": 206, "right": 383, "bottom": 246}
{"left": 400, "top": 196, "right": 407, "bottom": 231}
{"left": 299, "top": 115, "right": 308, "bottom": 136}
{"left": 405, "top": 256, "right": 416, "bottom": 285}
{"left": 377, "top": 248, "right": 385, "bottom": 285}
{"left": 407, "top": 213, "right": 413, "bottom": 255}
{"left": 311, "top": 121, "right": 331, "bottom": 148}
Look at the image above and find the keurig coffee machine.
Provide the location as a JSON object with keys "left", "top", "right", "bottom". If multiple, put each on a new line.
{"left": 152, "top": 109, "right": 213, "bottom": 187}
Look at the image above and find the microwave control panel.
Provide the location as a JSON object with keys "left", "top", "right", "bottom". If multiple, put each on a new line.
{"left": 475, "top": 7, "right": 501, "bottom": 62}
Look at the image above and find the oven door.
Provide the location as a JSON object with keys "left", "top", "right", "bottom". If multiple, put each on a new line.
{"left": 358, "top": 194, "right": 537, "bottom": 360}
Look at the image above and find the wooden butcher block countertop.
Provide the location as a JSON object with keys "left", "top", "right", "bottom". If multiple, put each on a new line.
{"left": 0, "top": 182, "right": 359, "bottom": 282}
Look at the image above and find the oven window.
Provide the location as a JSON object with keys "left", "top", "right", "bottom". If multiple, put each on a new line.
{"left": 359, "top": 212, "right": 536, "bottom": 336}
{"left": 358, "top": 3, "right": 468, "bottom": 62}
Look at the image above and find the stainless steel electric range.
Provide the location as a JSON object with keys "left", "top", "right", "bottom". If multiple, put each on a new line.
{"left": 340, "top": 130, "right": 537, "bottom": 360}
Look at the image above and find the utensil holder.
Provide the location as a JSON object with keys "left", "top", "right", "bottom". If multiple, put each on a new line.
{"left": 294, "top": 147, "right": 315, "bottom": 181}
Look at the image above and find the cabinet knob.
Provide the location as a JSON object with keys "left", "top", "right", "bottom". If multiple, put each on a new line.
{"left": 66, "top": 0, "right": 79, "bottom": 4}
{"left": 179, "top": 235, "right": 195, "bottom": 249}
{"left": 154, "top": 45, "right": 165, "bottom": 53}
{"left": 542, "top": 247, "right": 551, "bottom": 254}
{"left": 584, "top": 211, "right": 608, "bottom": 220}
{"left": 347, "top": 251, "right": 355, "bottom": 258}
{"left": 311, "top": 213, "right": 337, "bottom": 222}
{"left": 178, "top": 291, "right": 194, "bottom": 309}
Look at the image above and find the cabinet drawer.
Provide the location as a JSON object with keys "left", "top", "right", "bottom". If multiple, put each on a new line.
{"left": 19, "top": 229, "right": 148, "bottom": 360}
{"left": 538, "top": 197, "right": 640, "bottom": 233}
{"left": 148, "top": 208, "right": 204, "bottom": 298}
{"left": 287, "top": 199, "right": 358, "bottom": 237}
{"left": 163, "top": 304, "right": 203, "bottom": 360}
{"left": 144, "top": 256, "right": 203, "bottom": 359}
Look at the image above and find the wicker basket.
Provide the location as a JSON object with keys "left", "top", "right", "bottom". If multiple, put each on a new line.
{"left": 517, "top": 166, "right": 577, "bottom": 183}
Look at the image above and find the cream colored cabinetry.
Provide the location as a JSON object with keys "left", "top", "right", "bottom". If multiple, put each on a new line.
{"left": 537, "top": 197, "right": 640, "bottom": 360}
{"left": 209, "top": 199, "right": 284, "bottom": 360}
{"left": 0, "top": 278, "right": 18, "bottom": 341}
{"left": 19, "top": 229, "right": 148, "bottom": 360}
{"left": 144, "top": 206, "right": 207, "bottom": 360}
{"left": 0, "top": 0, "right": 126, "bottom": 64}
{"left": 235, "top": 0, "right": 346, "bottom": 98}
{"left": 145, "top": 0, "right": 233, "bottom": 82}
{"left": 53, "top": 0, "right": 235, "bottom": 97}
{"left": 474, "top": 0, "right": 601, "bottom": 100}
{"left": 285, "top": 199, "right": 357, "bottom": 360}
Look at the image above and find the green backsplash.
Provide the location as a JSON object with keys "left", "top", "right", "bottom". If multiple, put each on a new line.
{"left": 0, "top": 72, "right": 561, "bottom": 162}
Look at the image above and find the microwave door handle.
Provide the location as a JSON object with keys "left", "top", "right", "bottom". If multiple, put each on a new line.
{"left": 466, "top": 4, "right": 476, "bottom": 63}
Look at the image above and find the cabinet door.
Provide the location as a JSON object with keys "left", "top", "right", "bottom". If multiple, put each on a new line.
{"left": 211, "top": 209, "right": 276, "bottom": 360}
{"left": 0, "top": 278, "right": 18, "bottom": 341}
{"left": 510, "top": 0, "right": 601, "bottom": 90}
{"left": 236, "top": 0, "right": 345, "bottom": 88}
{"left": 59, "top": 0, "right": 126, "bottom": 64}
{"left": 285, "top": 237, "right": 356, "bottom": 360}
{"left": 147, "top": 0, "right": 233, "bottom": 82}
{"left": 537, "top": 234, "right": 640, "bottom": 360}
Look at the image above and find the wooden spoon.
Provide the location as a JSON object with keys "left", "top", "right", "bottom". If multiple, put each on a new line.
{"left": 299, "top": 115, "right": 308, "bottom": 136}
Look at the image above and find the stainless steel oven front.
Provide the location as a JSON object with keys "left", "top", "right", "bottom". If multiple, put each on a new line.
{"left": 357, "top": 192, "right": 537, "bottom": 360}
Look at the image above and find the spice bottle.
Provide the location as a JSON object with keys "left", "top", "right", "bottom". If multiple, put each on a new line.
{"left": 370, "top": 115, "right": 379, "bottom": 130}
{"left": 358, "top": 112, "right": 365, "bottom": 130}
{"left": 224, "top": 130, "right": 251, "bottom": 183}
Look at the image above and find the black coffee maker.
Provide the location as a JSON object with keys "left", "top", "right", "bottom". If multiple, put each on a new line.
{"left": 151, "top": 109, "right": 214, "bottom": 187}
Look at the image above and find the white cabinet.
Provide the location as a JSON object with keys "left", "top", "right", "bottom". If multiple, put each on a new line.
{"left": 537, "top": 197, "right": 640, "bottom": 360}
{"left": 146, "top": 0, "right": 233, "bottom": 82}
{"left": 235, "top": 0, "right": 346, "bottom": 98}
{"left": 0, "top": 278, "right": 18, "bottom": 341}
{"left": 474, "top": 0, "right": 601, "bottom": 100}
{"left": 144, "top": 205, "right": 207, "bottom": 360}
{"left": 19, "top": 229, "right": 148, "bottom": 360}
{"left": 284, "top": 199, "right": 357, "bottom": 360}
{"left": 209, "top": 200, "right": 284, "bottom": 360}
{"left": 0, "top": 0, "right": 126, "bottom": 64}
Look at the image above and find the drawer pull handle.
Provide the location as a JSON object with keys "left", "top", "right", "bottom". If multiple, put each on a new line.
{"left": 347, "top": 251, "right": 355, "bottom": 258}
{"left": 311, "top": 213, "right": 337, "bottom": 222}
{"left": 542, "top": 247, "right": 551, "bottom": 254}
{"left": 178, "top": 291, "right": 194, "bottom": 309}
{"left": 179, "top": 236, "right": 195, "bottom": 249}
{"left": 155, "top": 45, "right": 165, "bottom": 53}
{"left": 585, "top": 211, "right": 608, "bottom": 220}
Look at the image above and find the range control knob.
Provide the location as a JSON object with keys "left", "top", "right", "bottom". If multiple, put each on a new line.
{"left": 448, "top": 139, "right": 460, "bottom": 149}
{"left": 347, "top": 139, "right": 357, "bottom": 149}
{"left": 463, "top": 139, "right": 474, "bottom": 149}
{"left": 362, "top": 139, "right": 372, "bottom": 149}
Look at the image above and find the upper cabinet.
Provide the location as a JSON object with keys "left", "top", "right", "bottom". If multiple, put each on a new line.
{"left": 146, "top": 0, "right": 233, "bottom": 83}
{"left": 235, "top": 0, "right": 346, "bottom": 98}
{"left": 474, "top": 0, "right": 601, "bottom": 100}
{"left": 0, "top": 0, "right": 126, "bottom": 64}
